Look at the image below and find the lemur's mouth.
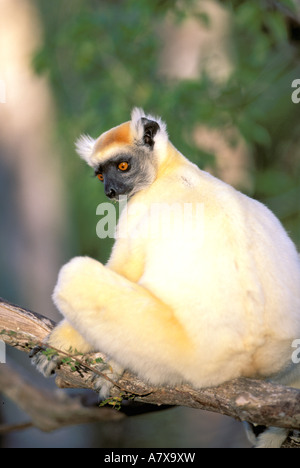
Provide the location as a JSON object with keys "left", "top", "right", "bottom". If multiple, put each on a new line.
{"left": 106, "top": 188, "right": 141, "bottom": 202}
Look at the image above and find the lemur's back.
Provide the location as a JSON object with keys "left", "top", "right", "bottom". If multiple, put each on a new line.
{"left": 131, "top": 159, "right": 300, "bottom": 384}
{"left": 31, "top": 108, "right": 300, "bottom": 448}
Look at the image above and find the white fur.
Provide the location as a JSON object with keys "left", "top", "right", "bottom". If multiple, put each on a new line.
{"left": 255, "top": 428, "right": 290, "bottom": 448}
{"left": 75, "top": 134, "right": 96, "bottom": 166}
{"left": 130, "top": 107, "right": 169, "bottom": 160}
{"left": 45, "top": 109, "right": 300, "bottom": 448}
{"left": 52, "top": 162, "right": 300, "bottom": 384}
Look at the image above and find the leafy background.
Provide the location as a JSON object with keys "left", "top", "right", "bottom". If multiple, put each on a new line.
{"left": 33, "top": 0, "right": 300, "bottom": 261}
{"left": 1, "top": 0, "right": 300, "bottom": 448}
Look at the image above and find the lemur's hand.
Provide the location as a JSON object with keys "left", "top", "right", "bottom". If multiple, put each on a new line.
{"left": 90, "top": 358, "right": 124, "bottom": 400}
{"left": 29, "top": 344, "right": 61, "bottom": 377}
{"left": 30, "top": 345, "right": 124, "bottom": 400}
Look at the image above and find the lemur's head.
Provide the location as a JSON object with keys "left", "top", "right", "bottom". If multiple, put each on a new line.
{"left": 75, "top": 108, "right": 168, "bottom": 200}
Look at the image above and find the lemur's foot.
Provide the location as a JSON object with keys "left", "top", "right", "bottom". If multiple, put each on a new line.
{"left": 30, "top": 346, "right": 124, "bottom": 400}
{"left": 91, "top": 358, "right": 124, "bottom": 400}
{"left": 29, "top": 345, "right": 61, "bottom": 377}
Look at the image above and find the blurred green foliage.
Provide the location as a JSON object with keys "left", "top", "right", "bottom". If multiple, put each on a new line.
{"left": 33, "top": 0, "right": 300, "bottom": 260}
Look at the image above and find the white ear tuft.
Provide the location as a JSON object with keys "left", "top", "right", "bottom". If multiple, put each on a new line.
{"left": 75, "top": 134, "right": 96, "bottom": 166}
{"left": 131, "top": 107, "right": 146, "bottom": 124}
{"left": 130, "top": 107, "right": 146, "bottom": 140}
{"left": 130, "top": 107, "right": 168, "bottom": 155}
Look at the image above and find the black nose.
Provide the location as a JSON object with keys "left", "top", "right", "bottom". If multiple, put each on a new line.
{"left": 105, "top": 188, "right": 116, "bottom": 199}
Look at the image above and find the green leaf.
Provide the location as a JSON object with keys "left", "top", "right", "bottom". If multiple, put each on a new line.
{"left": 95, "top": 357, "right": 104, "bottom": 364}
{"left": 264, "top": 13, "right": 288, "bottom": 43}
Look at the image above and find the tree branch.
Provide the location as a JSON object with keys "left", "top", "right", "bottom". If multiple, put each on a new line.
{"left": 266, "top": 0, "right": 300, "bottom": 24}
{"left": 0, "top": 362, "right": 124, "bottom": 432}
{"left": 1, "top": 297, "right": 300, "bottom": 438}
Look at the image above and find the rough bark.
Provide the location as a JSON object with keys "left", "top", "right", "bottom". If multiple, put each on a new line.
{"left": 1, "top": 297, "right": 300, "bottom": 446}
{"left": 0, "top": 363, "right": 124, "bottom": 432}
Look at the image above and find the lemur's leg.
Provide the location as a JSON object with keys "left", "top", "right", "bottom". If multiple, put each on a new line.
{"left": 30, "top": 318, "right": 93, "bottom": 376}
{"left": 30, "top": 316, "right": 124, "bottom": 398}
{"left": 52, "top": 256, "right": 191, "bottom": 385}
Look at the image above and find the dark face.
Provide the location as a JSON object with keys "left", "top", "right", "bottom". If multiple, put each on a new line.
{"left": 94, "top": 117, "right": 160, "bottom": 200}
{"left": 94, "top": 150, "right": 156, "bottom": 200}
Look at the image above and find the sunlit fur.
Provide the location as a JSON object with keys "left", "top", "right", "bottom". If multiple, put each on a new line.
{"left": 39, "top": 108, "right": 300, "bottom": 448}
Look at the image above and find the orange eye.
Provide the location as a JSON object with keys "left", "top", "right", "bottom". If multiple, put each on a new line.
{"left": 118, "top": 161, "right": 129, "bottom": 171}
{"left": 97, "top": 173, "right": 104, "bottom": 181}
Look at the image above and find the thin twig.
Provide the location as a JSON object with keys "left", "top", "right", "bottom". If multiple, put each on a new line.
{"left": 1, "top": 297, "right": 300, "bottom": 431}
{"left": 32, "top": 340, "right": 154, "bottom": 397}
{"left": 266, "top": 0, "right": 300, "bottom": 23}
{"left": 0, "top": 422, "right": 33, "bottom": 434}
